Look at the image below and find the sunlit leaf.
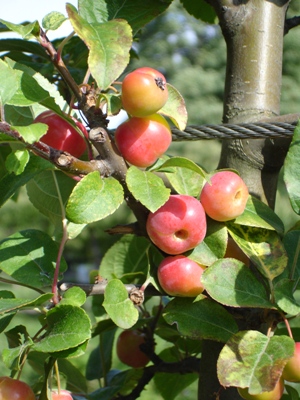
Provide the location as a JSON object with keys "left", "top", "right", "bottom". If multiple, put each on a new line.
{"left": 160, "top": 83, "right": 188, "bottom": 131}
{"left": 217, "top": 331, "right": 294, "bottom": 394}
{"left": 126, "top": 166, "right": 170, "bottom": 213}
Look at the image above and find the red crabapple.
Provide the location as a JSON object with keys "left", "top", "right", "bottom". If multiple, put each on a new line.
{"left": 0, "top": 376, "right": 35, "bottom": 400}
{"left": 146, "top": 194, "right": 207, "bottom": 255}
{"left": 121, "top": 67, "right": 168, "bottom": 117}
{"left": 200, "top": 171, "right": 249, "bottom": 221}
{"left": 282, "top": 341, "right": 300, "bottom": 382}
{"left": 116, "top": 330, "right": 150, "bottom": 368}
{"left": 237, "top": 378, "right": 284, "bottom": 400}
{"left": 51, "top": 389, "right": 73, "bottom": 399}
{"left": 157, "top": 255, "right": 206, "bottom": 297}
{"left": 114, "top": 113, "right": 172, "bottom": 167}
{"left": 34, "top": 110, "right": 87, "bottom": 158}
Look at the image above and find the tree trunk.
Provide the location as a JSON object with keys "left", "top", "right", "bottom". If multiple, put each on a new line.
{"left": 198, "top": 1, "right": 290, "bottom": 399}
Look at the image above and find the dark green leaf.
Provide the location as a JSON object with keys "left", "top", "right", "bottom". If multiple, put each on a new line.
{"left": 217, "top": 331, "right": 294, "bottom": 394}
{"left": 33, "top": 304, "right": 91, "bottom": 353}
{"left": 282, "top": 230, "right": 300, "bottom": 281}
{"left": 163, "top": 295, "right": 238, "bottom": 343}
{"left": 274, "top": 279, "right": 300, "bottom": 316}
{"left": 66, "top": 172, "right": 124, "bottom": 224}
{"left": 78, "top": 0, "right": 172, "bottom": 35}
{"left": 284, "top": 122, "right": 300, "bottom": 215}
{"left": 0, "top": 229, "right": 67, "bottom": 288}
{"left": 180, "top": 0, "right": 217, "bottom": 24}
{"left": 0, "top": 154, "right": 53, "bottom": 207}
{"left": 126, "top": 166, "right": 170, "bottom": 213}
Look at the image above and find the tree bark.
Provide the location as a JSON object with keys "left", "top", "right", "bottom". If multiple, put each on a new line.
{"left": 198, "top": 1, "right": 290, "bottom": 399}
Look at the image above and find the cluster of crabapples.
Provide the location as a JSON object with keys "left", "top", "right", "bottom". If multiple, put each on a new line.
{"left": 145, "top": 170, "right": 250, "bottom": 297}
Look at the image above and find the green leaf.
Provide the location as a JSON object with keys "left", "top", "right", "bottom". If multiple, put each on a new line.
{"left": 165, "top": 165, "right": 205, "bottom": 197}
{"left": 5, "top": 150, "right": 30, "bottom": 175}
{"left": 201, "top": 259, "right": 273, "bottom": 308}
{"left": 0, "top": 59, "right": 19, "bottom": 104}
{"left": 0, "top": 294, "right": 53, "bottom": 315}
{"left": 61, "top": 286, "right": 87, "bottom": 307}
{"left": 33, "top": 304, "right": 91, "bottom": 353}
{"left": 188, "top": 219, "right": 227, "bottom": 266}
{"left": 217, "top": 331, "right": 294, "bottom": 394}
{"left": 282, "top": 230, "right": 300, "bottom": 281}
{"left": 0, "top": 39, "right": 48, "bottom": 59}
{"left": 42, "top": 12, "right": 67, "bottom": 31}
{"left": 67, "top": 4, "right": 132, "bottom": 90}
{"left": 154, "top": 156, "right": 207, "bottom": 179}
{"left": 0, "top": 155, "right": 53, "bottom": 208}
{"left": 154, "top": 347, "right": 198, "bottom": 400}
{"left": 234, "top": 196, "right": 285, "bottom": 234}
{"left": 78, "top": 0, "right": 172, "bottom": 35}
{"left": 100, "top": 235, "right": 151, "bottom": 284}
{"left": 0, "top": 229, "right": 67, "bottom": 288}
{"left": 227, "top": 224, "right": 288, "bottom": 281}
{"left": 126, "top": 166, "right": 170, "bottom": 213}
{"left": 163, "top": 295, "right": 238, "bottom": 343}
{"left": 180, "top": 0, "right": 217, "bottom": 24}
{"left": 0, "top": 313, "right": 16, "bottom": 334}
{"left": 4, "top": 105, "right": 33, "bottom": 126}
{"left": 0, "top": 19, "right": 40, "bottom": 39}
{"left": 66, "top": 172, "right": 124, "bottom": 224}
{"left": 6, "top": 59, "right": 67, "bottom": 112}
{"left": 11, "top": 123, "right": 48, "bottom": 144}
{"left": 86, "top": 328, "right": 117, "bottom": 380}
{"left": 103, "top": 279, "right": 139, "bottom": 329}
{"left": 274, "top": 279, "right": 300, "bottom": 316}
{"left": 160, "top": 83, "right": 188, "bottom": 131}
{"left": 284, "top": 122, "right": 300, "bottom": 215}
{"left": 26, "top": 170, "right": 76, "bottom": 227}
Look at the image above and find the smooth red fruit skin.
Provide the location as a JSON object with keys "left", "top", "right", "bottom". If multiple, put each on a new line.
{"left": 146, "top": 194, "right": 207, "bottom": 255}
{"left": 114, "top": 114, "right": 172, "bottom": 167}
{"left": 34, "top": 110, "right": 87, "bottom": 158}
{"left": 225, "top": 237, "right": 250, "bottom": 266}
{"left": 157, "top": 255, "right": 206, "bottom": 297}
{"left": 116, "top": 330, "right": 150, "bottom": 368}
{"left": 200, "top": 171, "right": 249, "bottom": 222}
{"left": 237, "top": 378, "right": 284, "bottom": 400}
{"left": 282, "top": 342, "right": 300, "bottom": 382}
{"left": 121, "top": 67, "right": 168, "bottom": 117}
{"left": 51, "top": 389, "right": 73, "bottom": 399}
{"left": 0, "top": 376, "right": 35, "bottom": 400}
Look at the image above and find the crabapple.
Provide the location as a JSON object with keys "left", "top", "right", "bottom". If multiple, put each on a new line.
{"left": 157, "top": 255, "right": 206, "bottom": 297}
{"left": 116, "top": 330, "right": 150, "bottom": 368}
{"left": 200, "top": 171, "right": 249, "bottom": 221}
{"left": 121, "top": 67, "right": 168, "bottom": 117}
{"left": 237, "top": 378, "right": 284, "bottom": 400}
{"left": 114, "top": 113, "right": 172, "bottom": 167}
{"left": 282, "top": 341, "right": 300, "bottom": 382}
{"left": 225, "top": 237, "right": 250, "bottom": 266}
{"left": 34, "top": 110, "right": 87, "bottom": 158}
{"left": 0, "top": 376, "right": 35, "bottom": 400}
{"left": 51, "top": 389, "right": 73, "bottom": 399}
{"left": 146, "top": 194, "right": 207, "bottom": 255}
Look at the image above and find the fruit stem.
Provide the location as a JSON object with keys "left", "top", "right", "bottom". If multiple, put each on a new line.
{"left": 283, "top": 316, "right": 294, "bottom": 339}
{"left": 51, "top": 171, "right": 69, "bottom": 305}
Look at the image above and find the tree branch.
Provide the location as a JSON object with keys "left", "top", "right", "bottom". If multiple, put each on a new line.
{"left": 285, "top": 16, "right": 300, "bottom": 35}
